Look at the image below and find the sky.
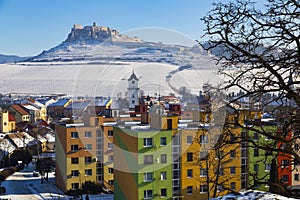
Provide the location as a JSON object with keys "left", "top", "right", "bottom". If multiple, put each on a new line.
{"left": 0, "top": 0, "right": 251, "bottom": 57}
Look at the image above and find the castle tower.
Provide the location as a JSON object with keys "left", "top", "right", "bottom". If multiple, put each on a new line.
{"left": 127, "top": 70, "right": 139, "bottom": 109}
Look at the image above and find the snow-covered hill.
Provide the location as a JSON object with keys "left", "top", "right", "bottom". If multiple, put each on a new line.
{"left": 0, "top": 23, "right": 222, "bottom": 97}
{"left": 28, "top": 23, "right": 214, "bottom": 70}
{"left": 0, "top": 54, "right": 28, "bottom": 64}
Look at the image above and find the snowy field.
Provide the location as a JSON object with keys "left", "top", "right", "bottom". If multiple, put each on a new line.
{"left": 0, "top": 61, "right": 221, "bottom": 97}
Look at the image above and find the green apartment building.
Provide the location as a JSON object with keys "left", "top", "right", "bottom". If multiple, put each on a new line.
{"left": 114, "top": 107, "right": 178, "bottom": 200}
{"left": 114, "top": 126, "right": 173, "bottom": 200}
{"left": 243, "top": 122, "right": 277, "bottom": 191}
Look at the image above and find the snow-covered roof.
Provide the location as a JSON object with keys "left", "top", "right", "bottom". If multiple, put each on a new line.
{"left": 23, "top": 104, "right": 39, "bottom": 111}
{"left": 6, "top": 132, "right": 37, "bottom": 148}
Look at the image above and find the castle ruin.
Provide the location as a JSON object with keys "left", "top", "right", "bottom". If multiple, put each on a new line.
{"left": 66, "top": 22, "right": 141, "bottom": 43}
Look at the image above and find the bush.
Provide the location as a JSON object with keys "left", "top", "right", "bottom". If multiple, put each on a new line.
{"left": 82, "top": 181, "right": 103, "bottom": 194}
{"left": 65, "top": 189, "right": 82, "bottom": 197}
{"left": 9, "top": 149, "right": 32, "bottom": 166}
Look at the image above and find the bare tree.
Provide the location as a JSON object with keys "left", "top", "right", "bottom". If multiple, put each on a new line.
{"left": 200, "top": 0, "right": 300, "bottom": 197}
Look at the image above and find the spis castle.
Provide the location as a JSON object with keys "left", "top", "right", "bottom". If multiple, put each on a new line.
{"left": 66, "top": 22, "right": 141, "bottom": 43}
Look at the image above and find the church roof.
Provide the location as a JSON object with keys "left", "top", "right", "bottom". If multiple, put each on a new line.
{"left": 128, "top": 71, "right": 139, "bottom": 81}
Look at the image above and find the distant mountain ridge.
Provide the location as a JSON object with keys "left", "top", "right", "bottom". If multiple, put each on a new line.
{"left": 28, "top": 22, "right": 215, "bottom": 69}
{"left": 0, "top": 54, "right": 28, "bottom": 64}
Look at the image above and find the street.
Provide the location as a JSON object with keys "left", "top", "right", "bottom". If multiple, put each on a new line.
{"left": 0, "top": 163, "right": 67, "bottom": 200}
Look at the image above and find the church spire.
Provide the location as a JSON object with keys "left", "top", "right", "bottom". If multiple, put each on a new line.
{"left": 128, "top": 70, "right": 139, "bottom": 81}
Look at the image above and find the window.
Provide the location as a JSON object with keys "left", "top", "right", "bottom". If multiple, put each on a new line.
{"left": 108, "top": 130, "right": 113, "bottom": 137}
{"left": 144, "top": 190, "right": 153, "bottom": 199}
{"left": 71, "top": 157, "right": 79, "bottom": 164}
{"left": 108, "top": 143, "right": 113, "bottom": 150}
{"left": 161, "top": 171, "right": 167, "bottom": 180}
{"left": 161, "top": 188, "right": 167, "bottom": 198}
{"left": 108, "top": 168, "right": 114, "bottom": 174}
{"left": 187, "top": 152, "right": 193, "bottom": 162}
{"left": 295, "top": 174, "right": 299, "bottom": 181}
{"left": 144, "top": 138, "right": 153, "bottom": 147}
{"left": 108, "top": 180, "right": 114, "bottom": 186}
{"left": 254, "top": 164, "right": 259, "bottom": 172}
{"left": 230, "top": 182, "right": 236, "bottom": 190}
{"left": 254, "top": 147, "right": 259, "bottom": 157}
{"left": 242, "top": 149, "right": 247, "bottom": 157}
{"left": 200, "top": 185, "right": 208, "bottom": 193}
{"left": 219, "top": 167, "right": 224, "bottom": 176}
{"left": 85, "top": 144, "right": 92, "bottom": 150}
{"left": 230, "top": 150, "right": 236, "bottom": 158}
{"left": 200, "top": 135, "right": 208, "bottom": 144}
{"left": 161, "top": 154, "right": 167, "bottom": 163}
{"left": 253, "top": 132, "right": 258, "bottom": 140}
{"left": 96, "top": 130, "right": 102, "bottom": 137}
{"left": 200, "top": 168, "right": 207, "bottom": 177}
{"left": 187, "top": 186, "right": 193, "bottom": 195}
{"left": 71, "top": 132, "right": 79, "bottom": 138}
{"left": 108, "top": 155, "right": 114, "bottom": 162}
{"left": 200, "top": 152, "right": 207, "bottom": 160}
{"left": 71, "top": 183, "right": 79, "bottom": 190}
{"left": 230, "top": 166, "right": 236, "bottom": 174}
{"left": 217, "top": 185, "right": 223, "bottom": 192}
{"left": 216, "top": 150, "right": 224, "bottom": 159}
{"left": 281, "top": 160, "right": 289, "bottom": 168}
{"left": 71, "top": 145, "right": 79, "bottom": 152}
{"left": 85, "top": 169, "right": 92, "bottom": 176}
{"left": 84, "top": 131, "right": 92, "bottom": 138}
{"left": 265, "top": 163, "right": 271, "bottom": 171}
{"left": 187, "top": 169, "right": 193, "bottom": 178}
{"left": 85, "top": 156, "right": 92, "bottom": 164}
{"left": 265, "top": 149, "right": 273, "bottom": 156}
{"left": 144, "top": 172, "right": 153, "bottom": 182}
{"left": 144, "top": 155, "right": 153, "bottom": 164}
{"left": 230, "top": 134, "right": 235, "bottom": 142}
{"left": 160, "top": 137, "right": 167, "bottom": 146}
{"left": 172, "top": 135, "right": 180, "bottom": 145}
{"left": 281, "top": 174, "right": 289, "bottom": 183}
{"left": 71, "top": 170, "right": 79, "bottom": 177}
{"left": 187, "top": 136, "right": 193, "bottom": 144}
{"left": 295, "top": 144, "right": 299, "bottom": 151}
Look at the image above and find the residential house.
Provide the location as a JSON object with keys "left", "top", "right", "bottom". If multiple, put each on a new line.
{"left": 9, "top": 104, "right": 30, "bottom": 123}
{"left": 47, "top": 99, "right": 72, "bottom": 120}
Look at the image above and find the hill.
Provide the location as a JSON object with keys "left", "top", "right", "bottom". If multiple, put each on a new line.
{"left": 0, "top": 54, "right": 28, "bottom": 64}
{"left": 29, "top": 23, "right": 214, "bottom": 70}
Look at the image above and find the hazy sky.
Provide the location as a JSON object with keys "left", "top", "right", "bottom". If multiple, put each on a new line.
{"left": 0, "top": 0, "right": 262, "bottom": 57}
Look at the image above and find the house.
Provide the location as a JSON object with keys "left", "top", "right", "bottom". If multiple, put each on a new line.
{"left": 9, "top": 104, "right": 31, "bottom": 123}
{"left": 0, "top": 109, "right": 15, "bottom": 133}
{"left": 64, "top": 100, "right": 90, "bottom": 118}
{"left": 5, "top": 132, "right": 37, "bottom": 149}
{"left": 47, "top": 99, "right": 72, "bottom": 120}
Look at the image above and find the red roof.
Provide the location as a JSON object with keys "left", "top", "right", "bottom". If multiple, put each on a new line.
{"left": 8, "top": 113, "right": 16, "bottom": 122}
{"left": 10, "top": 104, "right": 29, "bottom": 115}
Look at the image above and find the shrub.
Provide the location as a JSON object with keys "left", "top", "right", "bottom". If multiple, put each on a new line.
{"left": 82, "top": 181, "right": 103, "bottom": 194}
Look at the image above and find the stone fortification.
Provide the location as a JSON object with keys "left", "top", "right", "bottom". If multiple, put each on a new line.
{"left": 66, "top": 22, "right": 141, "bottom": 43}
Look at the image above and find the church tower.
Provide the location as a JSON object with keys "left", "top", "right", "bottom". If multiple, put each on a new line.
{"left": 128, "top": 70, "right": 140, "bottom": 109}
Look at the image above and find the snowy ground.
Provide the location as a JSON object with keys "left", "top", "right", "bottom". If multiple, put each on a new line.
{"left": 0, "top": 61, "right": 220, "bottom": 97}
{"left": 0, "top": 163, "right": 113, "bottom": 200}
{"left": 211, "top": 190, "right": 300, "bottom": 200}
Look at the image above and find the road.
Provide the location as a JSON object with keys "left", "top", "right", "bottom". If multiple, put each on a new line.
{"left": 0, "top": 163, "right": 66, "bottom": 200}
